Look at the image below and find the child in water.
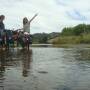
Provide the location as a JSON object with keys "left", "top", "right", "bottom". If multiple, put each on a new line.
{"left": 18, "top": 14, "right": 38, "bottom": 49}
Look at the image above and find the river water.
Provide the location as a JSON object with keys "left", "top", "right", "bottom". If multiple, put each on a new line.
{"left": 0, "top": 47, "right": 90, "bottom": 90}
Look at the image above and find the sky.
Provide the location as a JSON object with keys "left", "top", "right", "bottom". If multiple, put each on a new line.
{"left": 0, "top": 0, "right": 90, "bottom": 34}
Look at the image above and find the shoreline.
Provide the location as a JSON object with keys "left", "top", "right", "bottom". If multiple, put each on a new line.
{"left": 52, "top": 44, "right": 90, "bottom": 48}
{"left": 31, "top": 44, "right": 90, "bottom": 48}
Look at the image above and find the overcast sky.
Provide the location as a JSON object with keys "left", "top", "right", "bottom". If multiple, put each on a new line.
{"left": 0, "top": 0, "right": 90, "bottom": 33}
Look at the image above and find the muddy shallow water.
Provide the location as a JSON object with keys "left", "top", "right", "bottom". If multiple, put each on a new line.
{"left": 0, "top": 47, "right": 90, "bottom": 90}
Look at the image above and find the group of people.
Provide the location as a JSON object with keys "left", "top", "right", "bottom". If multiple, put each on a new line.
{"left": 0, "top": 14, "right": 38, "bottom": 50}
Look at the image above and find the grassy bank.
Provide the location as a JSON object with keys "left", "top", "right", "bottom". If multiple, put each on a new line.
{"left": 51, "top": 34, "right": 90, "bottom": 45}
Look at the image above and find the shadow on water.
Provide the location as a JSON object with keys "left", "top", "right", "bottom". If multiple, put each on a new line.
{"left": 0, "top": 49, "right": 32, "bottom": 90}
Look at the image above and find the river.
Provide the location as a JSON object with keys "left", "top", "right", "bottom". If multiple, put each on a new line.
{"left": 0, "top": 46, "right": 90, "bottom": 90}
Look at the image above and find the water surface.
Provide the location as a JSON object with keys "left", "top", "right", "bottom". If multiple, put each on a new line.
{"left": 0, "top": 47, "right": 90, "bottom": 90}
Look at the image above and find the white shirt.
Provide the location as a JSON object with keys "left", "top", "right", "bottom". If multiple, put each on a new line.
{"left": 23, "top": 22, "right": 30, "bottom": 33}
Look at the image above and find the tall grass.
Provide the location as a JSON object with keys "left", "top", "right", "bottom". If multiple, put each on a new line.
{"left": 52, "top": 34, "right": 90, "bottom": 44}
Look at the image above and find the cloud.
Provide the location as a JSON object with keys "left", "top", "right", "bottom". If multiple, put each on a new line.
{"left": 55, "top": 0, "right": 67, "bottom": 6}
{"left": 0, "top": 0, "right": 90, "bottom": 33}
{"left": 66, "top": 10, "right": 87, "bottom": 21}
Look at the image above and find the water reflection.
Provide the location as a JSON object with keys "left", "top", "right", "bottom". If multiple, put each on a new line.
{"left": 0, "top": 51, "right": 6, "bottom": 73}
{"left": 0, "top": 47, "right": 90, "bottom": 90}
{"left": 21, "top": 49, "right": 32, "bottom": 77}
{"left": 0, "top": 49, "right": 32, "bottom": 90}
{"left": 0, "top": 49, "right": 32, "bottom": 75}
{"left": 0, "top": 50, "right": 9, "bottom": 90}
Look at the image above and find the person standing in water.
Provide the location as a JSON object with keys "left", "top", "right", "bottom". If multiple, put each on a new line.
{"left": 0, "top": 15, "right": 5, "bottom": 30}
{"left": 18, "top": 14, "right": 38, "bottom": 49}
{"left": 23, "top": 14, "right": 38, "bottom": 34}
{"left": 0, "top": 15, "right": 5, "bottom": 47}
{"left": 0, "top": 15, "right": 5, "bottom": 37}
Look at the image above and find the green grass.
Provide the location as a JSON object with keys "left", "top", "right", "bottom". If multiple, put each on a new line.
{"left": 50, "top": 34, "right": 90, "bottom": 44}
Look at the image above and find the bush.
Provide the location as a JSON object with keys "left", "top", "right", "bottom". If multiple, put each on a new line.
{"left": 52, "top": 35, "right": 90, "bottom": 44}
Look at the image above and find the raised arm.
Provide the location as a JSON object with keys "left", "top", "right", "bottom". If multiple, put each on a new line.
{"left": 29, "top": 13, "right": 38, "bottom": 23}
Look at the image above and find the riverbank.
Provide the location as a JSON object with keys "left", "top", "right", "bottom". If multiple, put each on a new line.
{"left": 50, "top": 34, "right": 90, "bottom": 44}
{"left": 48, "top": 24, "right": 90, "bottom": 45}
{"left": 31, "top": 44, "right": 52, "bottom": 47}
{"left": 53, "top": 44, "right": 90, "bottom": 48}
{"left": 31, "top": 44, "right": 90, "bottom": 48}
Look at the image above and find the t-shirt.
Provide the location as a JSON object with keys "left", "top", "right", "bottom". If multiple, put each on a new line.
{"left": 0, "top": 22, "right": 5, "bottom": 30}
{"left": 0, "top": 22, "right": 5, "bottom": 36}
{"left": 23, "top": 22, "right": 30, "bottom": 33}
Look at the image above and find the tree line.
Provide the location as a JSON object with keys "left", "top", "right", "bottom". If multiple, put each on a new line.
{"left": 61, "top": 24, "right": 90, "bottom": 36}
{"left": 51, "top": 24, "right": 90, "bottom": 44}
{"left": 31, "top": 32, "right": 60, "bottom": 44}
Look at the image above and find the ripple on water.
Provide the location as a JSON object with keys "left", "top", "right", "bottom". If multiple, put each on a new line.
{"left": 0, "top": 47, "right": 90, "bottom": 90}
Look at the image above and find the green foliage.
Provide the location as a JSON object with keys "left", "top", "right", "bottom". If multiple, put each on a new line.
{"left": 61, "top": 24, "right": 90, "bottom": 36}
{"left": 52, "top": 24, "right": 90, "bottom": 44}
{"left": 52, "top": 36, "right": 83, "bottom": 44}
{"left": 82, "top": 34, "right": 90, "bottom": 43}
{"left": 61, "top": 27, "right": 74, "bottom": 36}
{"left": 31, "top": 24, "right": 90, "bottom": 44}
{"left": 31, "top": 32, "right": 60, "bottom": 44}
{"left": 73, "top": 24, "right": 86, "bottom": 35}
